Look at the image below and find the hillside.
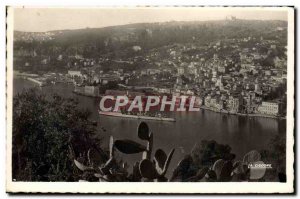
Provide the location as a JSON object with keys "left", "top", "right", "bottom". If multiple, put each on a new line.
{"left": 14, "top": 19, "right": 287, "bottom": 59}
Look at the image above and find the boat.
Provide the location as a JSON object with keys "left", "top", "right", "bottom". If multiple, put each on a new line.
{"left": 99, "top": 111, "right": 176, "bottom": 122}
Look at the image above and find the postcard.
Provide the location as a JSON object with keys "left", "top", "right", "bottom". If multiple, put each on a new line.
{"left": 6, "top": 6, "right": 294, "bottom": 194}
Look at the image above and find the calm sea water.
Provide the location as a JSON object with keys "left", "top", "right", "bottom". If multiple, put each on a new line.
{"left": 13, "top": 77, "right": 286, "bottom": 176}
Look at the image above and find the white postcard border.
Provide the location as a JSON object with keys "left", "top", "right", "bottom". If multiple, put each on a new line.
{"left": 6, "top": 6, "right": 294, "bottom": 194}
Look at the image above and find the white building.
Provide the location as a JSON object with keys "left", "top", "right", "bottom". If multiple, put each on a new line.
{"left": 157, "top": 88, "right": 171, "bottom": 94}
{"left": 257, "top": 102, "right": 279, "bottom": 116}
{"left": 68, "top": 70, "right": 82, "bottom": 77}
{"left": 204, "top": 95, "right": 211, "bottom": 107}
{"left": 228, "top": 96, "right": 239, "bottom": 113}
{"left": 177, "top": 67, "right": 185, "bottom": 75}
{"left": 193, "top": 96, "right": 202, "bottom": 108}
{"left": 218, "top": 66, "right": 226, "bottom": 73}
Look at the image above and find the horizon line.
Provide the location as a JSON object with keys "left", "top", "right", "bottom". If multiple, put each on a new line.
{"left": 14, "top": 18, "right": 288, "bottom": 33}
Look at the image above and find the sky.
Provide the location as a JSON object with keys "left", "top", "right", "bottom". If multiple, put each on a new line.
{"left": 12, "top": 7, "right": 289, "bottom": 32}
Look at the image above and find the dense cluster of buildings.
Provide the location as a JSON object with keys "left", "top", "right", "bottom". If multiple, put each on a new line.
{"left": 61, "top": 36, "right": 286, "bottom": 117}
{"left": 14, "top": 31, "right": 57, "bottom": 42}
{"left": 15, "top": 26, "right": 287, "bottom": 117}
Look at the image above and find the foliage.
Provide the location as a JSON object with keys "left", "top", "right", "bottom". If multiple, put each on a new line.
{"left": 74, "top": 122, "right": 175, "bottom": 182}
{"left": 73, "top": 122, "right": 277, "bottom": 182}
{"left": 12, "top": 89, "right": 103, "bottom": 181}
{"left": 12, "top": 89, "right": 285, "bottom": 183}
{"left": 260, "top": 134, "right": 286, "bottom": 182}
{"left": 98, "top": 81, "right": 119, "bottom": 94}
{"left": 191, "top": 140, "right": 235, "bottom": 169}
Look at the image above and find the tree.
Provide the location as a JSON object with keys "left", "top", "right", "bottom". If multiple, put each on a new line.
{"left": 12, "top": 89, "right": 104, "bottom": 181}
{"left": 191, "top": 140, "right": 235, "bottom": 168}
{"left": 260, "top": 134, "right": 286, "bottom": 182}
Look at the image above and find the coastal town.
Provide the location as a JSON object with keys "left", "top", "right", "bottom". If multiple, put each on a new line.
{"left": 10, "top": 8, "right": 293, "bottom": 188}
{"left": 13, "top": 19, "right": 287, "bottom": 119}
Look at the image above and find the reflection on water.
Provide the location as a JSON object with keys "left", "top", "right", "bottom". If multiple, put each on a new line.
{"left": 13, "top": 78, "right": 286, "bottom": 176}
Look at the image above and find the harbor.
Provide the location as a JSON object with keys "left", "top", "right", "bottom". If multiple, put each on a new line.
{"left": 13, "top": 76, "right": 286, "bottom": 171}
{"left": 14, "top": 71, "right": 286, "bottom": 120}
{"left": 9, "top": 7, "right": 291, "bottom": 186}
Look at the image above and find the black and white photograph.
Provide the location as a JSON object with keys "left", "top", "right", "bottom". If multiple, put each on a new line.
{"left": 5, "top": 6, "right": 294, "bottom": 193}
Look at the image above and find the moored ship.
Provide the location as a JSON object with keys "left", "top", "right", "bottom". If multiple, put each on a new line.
{"left": 99, "top": 111, "right": 176, "bottom": 122}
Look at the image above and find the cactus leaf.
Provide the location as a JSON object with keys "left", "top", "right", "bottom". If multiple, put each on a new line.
{"left": 109, "top": 136, "right": 114, "bottom": 159}
{"left": 142, "top": 132, "right": 153, "bottom": 160}
{"left": 86, "top": 148, "right": 104, "bottom": 166}
{"left": 205, "top": 170, "right": 217, "bottom": 182}
{"left": 186, "top": 167, "right": 209, "bottom": 182}
{"left": 212, "top": 159, "right": 225, "bottom": 178}
{"left": 219, "top": 161, "right": 233, "bottom": 181}
{"left": 231, "top": 173, "right": 248, "bottom": 182}
{"left": 195, "top": 167, "right": 209, "bottom": 180}
{"left": 138, "top": 122, "right": 150, "bottom": 140}
{"left": 87, "top": 149, "right": 92, "bottom": 165}
{"left": 94, "top": 173, "right": 103, "bottom": 178}
{"left": 155, "top": 176, "right": 168, "bottom": 182}
{"left": 154, "top": 149, "right": 167, "bottom": 172}
{"left": 170, "top": 155, "right": 193, "bottom": 182}
{"left": 101, "top": 175, "right": 111, "bottom": 182}
{"left": 139, "top": 159, "right": 159, "bottom": 179}
{"left": 104, "top": 157, "right": 115, "bottom": 168}
{"left": 162, "top": 148, "right": 175, "bottom": 175}
{"left": 132, "top": 161, "right": 142, "bottom": 181}
{"left": 233, "top": 161, "right": 244, "bottom": 174}
{"left": 249, "top": 161, "right": 266, "bottom": 180}
{"left": 115, "top": 139, "right": 147, "bottom": 154}
{"left": 74, "top": 159, "right": 94, "bottom": 171}
{"left": 225, "top": 153, "right": 236, "bottom": 161}
{"left": 122, "top": 162, "right": 128, "bottom": 169}
{"left": 243, "top": 150, "right": 261, "bottom": 164}
{"left": 100, "top": 157, "right": 115, "bottom": 175}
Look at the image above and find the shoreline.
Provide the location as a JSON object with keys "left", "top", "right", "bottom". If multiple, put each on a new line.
{"left": 73, "top": 90, "right": 286, "bottom": 120}
{"left": 200, "top": 106, "right": 286, "bottom": 120}
{"left": 18, "top": 77, "right": 286, "bottom": 120}
{"left": 26, "top": 77, "right": 44, "bottom": 87}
